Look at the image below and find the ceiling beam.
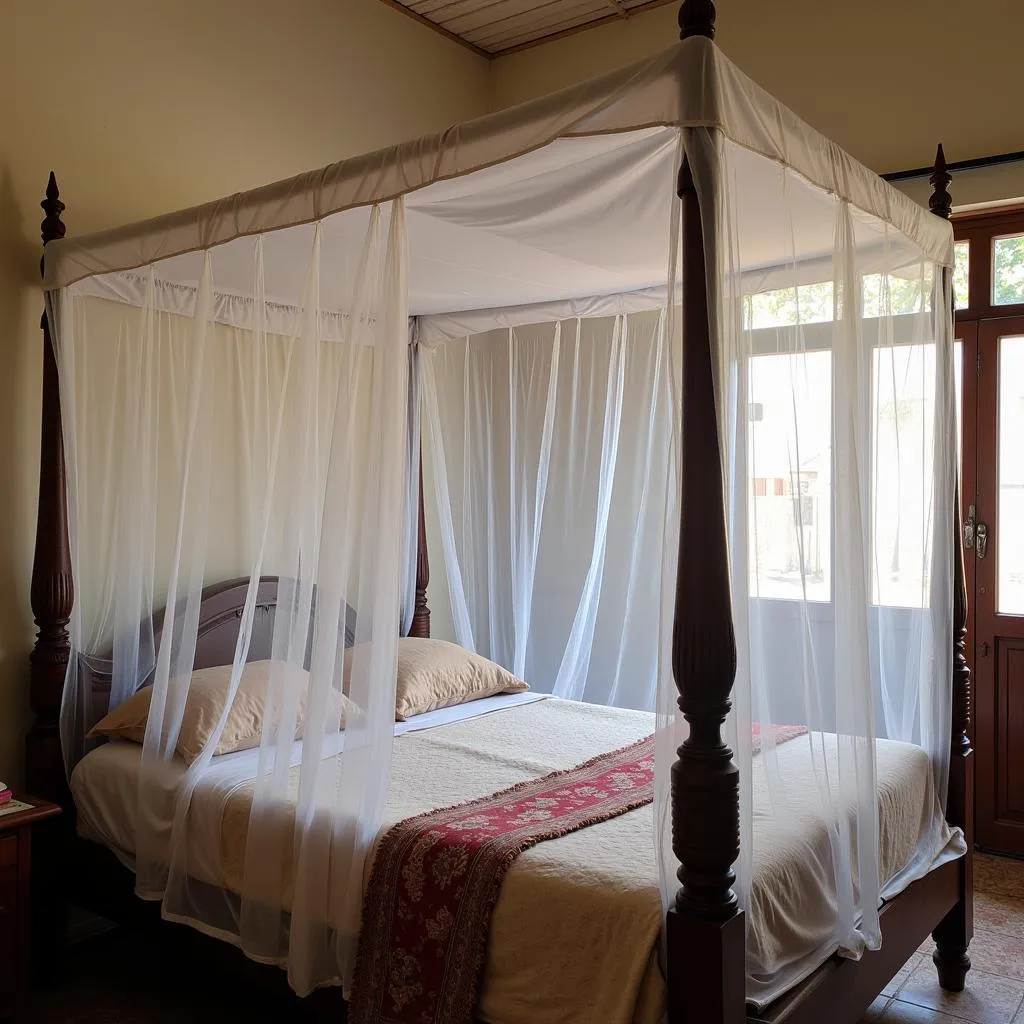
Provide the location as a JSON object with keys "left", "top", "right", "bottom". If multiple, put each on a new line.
{"left": 377, "top": 0, "right": 491, "bottom": 58}
{"left": 491, "top": 0, "right": 675, "bottom": 56}
{"left": 376, "top": 0, "right": 677, "bottom": 60}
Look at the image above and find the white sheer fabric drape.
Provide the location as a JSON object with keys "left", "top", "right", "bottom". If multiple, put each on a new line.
{"left": 422, "top": 310, "right": 676, "bottom": 709}
{"left": 54, "top": 200, "right": 409, "bottom": 995}
{"left": 658, "top": 128, "right": 963, "bottom": 1003}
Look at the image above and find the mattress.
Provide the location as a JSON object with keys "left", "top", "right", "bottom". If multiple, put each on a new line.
{"left": 71, "top": 695, "right": 963, "bottom": 1023}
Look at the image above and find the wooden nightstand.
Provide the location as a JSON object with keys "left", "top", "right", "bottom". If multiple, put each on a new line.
{"left": 0, "top": 796, "right": 61, "bottom": 1019}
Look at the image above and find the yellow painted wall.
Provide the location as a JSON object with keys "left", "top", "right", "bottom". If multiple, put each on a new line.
{"left": 0, "top": 0, "right": 488, "bottom": 787}
{"left": 1, "top": 0, "right": 1018, "bottom": 786}
{"left": 490, "top": 0, "right": 1024, "bottom": 205}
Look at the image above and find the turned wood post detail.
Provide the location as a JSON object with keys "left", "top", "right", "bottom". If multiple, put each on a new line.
{"left": 928, "top": 142, "right": 974, "bottom": 993}
{"left": 408, "top": 454, "right": 431, "bottom": 639}
{"left": 674, "top": 0, "right": 738, "bottom": 930}
{"left": 672, "top": 155, "right": 740, "bottom": 923}
{"left": 928, "top": 144, "right": 970, "bottom": 772}
{"left": 27, "top": 173, "right": 74, "bottom": 803}
{"left": 679, "top": 0, "right": 716, "bottom": 38}
{"left": 928, "top": 143, "right": 972, "bottom": 815}
{"left": 667, "top": 4, "right": 745, "bottom": 1023}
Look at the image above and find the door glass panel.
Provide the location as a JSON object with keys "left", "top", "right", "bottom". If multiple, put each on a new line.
{"left": 955, "top": 339, "right": 963, "bottom": 460}
{"left": 954, "top": 241, "right": 970, "bottom": 310}
{"left": 999, "top": 336, "right": 1024, "bottom": 614}
{"left": 993, "top": 234, "right": 1024, "bottom": 305}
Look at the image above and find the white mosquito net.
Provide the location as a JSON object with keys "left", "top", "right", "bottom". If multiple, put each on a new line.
{"left": 46, "top": 34, "right": 963, "bottom": 1004}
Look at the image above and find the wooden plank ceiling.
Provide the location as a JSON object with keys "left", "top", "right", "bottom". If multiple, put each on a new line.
{"left": 380, "top": 0, "right": 676, "bottom": 57}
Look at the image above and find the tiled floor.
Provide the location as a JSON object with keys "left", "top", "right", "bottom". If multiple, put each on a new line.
{"left": 861, "top": 853, "right": 1024, "bottom": 1023}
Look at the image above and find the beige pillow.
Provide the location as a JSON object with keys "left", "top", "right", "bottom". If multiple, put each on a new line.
{"left": 89, "top": 660, "right": 353, "bottom": 765}
{"left": 393, "top": 638, "right": 528, "bottom": 721}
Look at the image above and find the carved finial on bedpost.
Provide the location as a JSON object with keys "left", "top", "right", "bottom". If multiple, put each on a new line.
{"left": 665, "top": 156, "right": 745, "bottom": 1024}
{"left": 27, "top": 172, "right": 74, "bottom": 805}
{"left": 409, "top": 454, "right": 431, "bottom": 639}
{"left": 929, "top": 144, "right": 953, "bottom": 221}
{"left": 679, "top": 0, "right": 716, "bottom": 39}
{"left": 41, "top": 172, "right": 66, "bottom": 245}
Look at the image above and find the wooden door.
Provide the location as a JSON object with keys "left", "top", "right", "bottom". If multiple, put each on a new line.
{"left": 974, "top": 315, "right": 1024, "bottom": 855}
{"left": 959, "top": 322, "right": 978, "bottom": 687}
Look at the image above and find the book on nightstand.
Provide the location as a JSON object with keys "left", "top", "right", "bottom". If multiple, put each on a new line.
{"left": 0, "top": 783, "right": 10, "bottom": 805}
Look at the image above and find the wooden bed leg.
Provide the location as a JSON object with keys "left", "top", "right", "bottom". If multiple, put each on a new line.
{"left": 27, "top": 172, "right": 73, "bottom": 807}
{"left": 928, "top": 143, "right": 974, "bottom": 994}
{"left": 667, "top": 6, "right": 745, "bottom": 1023}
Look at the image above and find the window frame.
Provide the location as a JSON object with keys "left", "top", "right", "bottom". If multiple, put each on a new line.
{"left": 745, "top": 315, "right": 948, "bottom": 610}
{"left": 953, "top": 205, "right": 1024, "bottom": 321}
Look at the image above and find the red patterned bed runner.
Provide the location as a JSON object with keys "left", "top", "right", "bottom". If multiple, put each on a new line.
{"left": 348, "top": 722, "right": 809, "bottom": 1024}
{"left": 348, "top": 735, "right": 655, "bottom": 1024}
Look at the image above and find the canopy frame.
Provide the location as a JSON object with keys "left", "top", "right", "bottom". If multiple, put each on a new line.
{"left": 24, "top": 3, "right": 973, "bottom": 1021}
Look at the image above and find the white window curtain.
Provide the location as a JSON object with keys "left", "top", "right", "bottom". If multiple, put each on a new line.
{"left": 53, "top": 199, "right": 409, "bottom": 995}
{"left": 659, "top": 127, "right": 965, "bottom": 1003}
{"left": 421, "top": 308, "right": 677, "bottom": 710}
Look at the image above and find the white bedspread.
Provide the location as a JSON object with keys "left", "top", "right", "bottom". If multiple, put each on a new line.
{"left": 71, "top": 696, "right": 963, "bottom": 1021}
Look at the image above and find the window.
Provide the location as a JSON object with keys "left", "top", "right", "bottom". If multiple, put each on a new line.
{"left": 997, "top": 337, "right": 1024, "bottom": 614}
{"left": 993, "top": 234, "right": 1024, "bottom": 305}
{"left": 954, "top": 240, "right": 970, "bottom": 310}
{"left": 871, "top": 341, "right": 963, "bottom": 608}
{"left": 862, "top": 270, "right": 932, "bottom": 318}
{"left": 746, "top": 282, "right": 834, "bottom": 329}
{"left": 748, "top": 351, "right": 832, "bottom": 601}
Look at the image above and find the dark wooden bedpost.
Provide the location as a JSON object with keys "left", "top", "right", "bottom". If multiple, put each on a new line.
{"left": 408, "top": 455, "right": 431, "bottom": 638}
{"left": 666, "top": 3, "right": 745, "bottom": 1023}
{"left": 927, "top": 143, "right": 974, "bottom": 993}
{"left": 26, "top": 172, "right": 73, "bottom": 806}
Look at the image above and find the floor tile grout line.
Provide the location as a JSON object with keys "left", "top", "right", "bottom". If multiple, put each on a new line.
{"left": 889, "top": 962, "right": 1024, "bottom": 1024}
{"left": 888, "top": 996, "right": 976, "bottom": 1023}
{"left": 1009, "top": 990, "right": 1024, "bottom": 1023}
{"left": 887, "top": 994, "right": 991, "bottom": 1024}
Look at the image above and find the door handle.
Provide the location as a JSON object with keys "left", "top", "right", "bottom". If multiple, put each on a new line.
{"left": 964, "top": 504, "right": 976, "bottom": 549}
{"left": 976, "top": 521, "right": 989, "bottom": 559}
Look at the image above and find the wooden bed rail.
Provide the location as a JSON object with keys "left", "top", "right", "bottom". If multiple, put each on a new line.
{"left": 928, "top": 143, "right": 975, "bottom": 993}
{"left": 666, "top": 2, "right": 746, "bottom": 1022}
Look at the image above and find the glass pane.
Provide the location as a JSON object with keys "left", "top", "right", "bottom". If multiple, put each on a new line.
{"left": 993, "top": 234, "right": 1024, "bottom": 305}
{"left": 862, "top": 269, "right": 933, "bottom": 318}
{"left": 748, "top": 351, "right": 831, "bottom": 601}
{"left": 998, "top": 336, "right": 1024, "bottom": 614}
{"left": 747, "top": 282, "right": 833, "bottom": 328}
{"left": 955, "top": 340, "right": 963, "bottom": 461}
{"left": 954, "top": 241, "right": 970, "bottom": 310}
{"left": 872, "top": 344, "right": 952, "bottom": 607}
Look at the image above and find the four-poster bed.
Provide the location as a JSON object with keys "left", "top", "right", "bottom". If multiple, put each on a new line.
{"left": 25, "top": 2, "right": 974, "bottom": 1022}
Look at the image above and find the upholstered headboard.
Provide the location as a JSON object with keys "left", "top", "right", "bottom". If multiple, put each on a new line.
{"left": 77, "top": 576, "right": 357, "bottom": 732}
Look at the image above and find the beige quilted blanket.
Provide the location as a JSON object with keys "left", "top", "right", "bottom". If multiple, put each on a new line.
{"left": 72, "top": 697, "right": 957, "bottom": 1024}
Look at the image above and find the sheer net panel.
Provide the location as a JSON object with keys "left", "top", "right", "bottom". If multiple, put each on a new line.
{"left": 423, "top": 308, "right": 677, "bottom": 711}
{"left": 668, "top": 128, "right": 963, "bottom": 1007}
{"left": 56, "top": 200, "right": 409, "bottom": 996}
